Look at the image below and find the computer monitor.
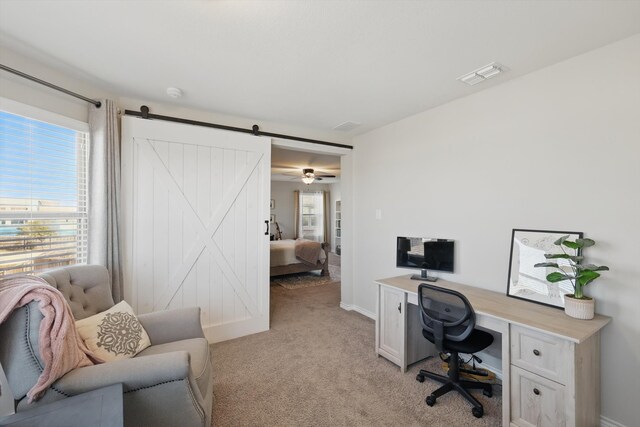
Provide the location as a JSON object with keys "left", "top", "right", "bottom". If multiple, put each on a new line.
{"left": 396, "top": 237, "right": 455, "bottom": 281}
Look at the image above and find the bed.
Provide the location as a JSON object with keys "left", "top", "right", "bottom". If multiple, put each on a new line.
{"left": 270, "top": 239, "right": 329, "bottom": 277}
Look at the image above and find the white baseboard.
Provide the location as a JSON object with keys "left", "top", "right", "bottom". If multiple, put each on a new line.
{"left": 601, "top": 415, "right": 626, "bottom": 427}
{"left": 340, "top": 302, "right": 376, "bottom": 320}
{"left": 203, "top": 316, "right": 268, "bottom": 344}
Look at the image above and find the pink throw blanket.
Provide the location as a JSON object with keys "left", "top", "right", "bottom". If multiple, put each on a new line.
{"left": 295, "top": 239, "right": 323, "bottom": 265}
{"left": 0, "top": 276, "right": 96, "bottom": 402}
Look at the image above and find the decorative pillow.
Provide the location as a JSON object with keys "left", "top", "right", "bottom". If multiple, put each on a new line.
{"left": 75, "top": 301, "right": 151, "bottom": 362}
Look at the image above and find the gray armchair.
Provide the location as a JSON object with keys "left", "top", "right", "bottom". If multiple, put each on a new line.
{"left": 0, "top": 265, "right": 213, "bottom": 427}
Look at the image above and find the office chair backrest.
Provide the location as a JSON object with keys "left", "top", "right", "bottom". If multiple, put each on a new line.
{"left": 418, "top": 283, "right": 476, "bottom": 351}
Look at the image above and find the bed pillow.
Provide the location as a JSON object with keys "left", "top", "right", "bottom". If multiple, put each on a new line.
{"left": 75, "top": 301, "right": 151, "bottom": 362}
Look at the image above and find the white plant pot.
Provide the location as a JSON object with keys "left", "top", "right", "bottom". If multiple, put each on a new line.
{"left": 564, "top": 295, "right": 595, "bottom": 320}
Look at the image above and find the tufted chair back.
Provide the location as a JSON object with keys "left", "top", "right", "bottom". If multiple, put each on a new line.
{"left": 0, "top": 265, "right": 114, "bottom": 406}
{"left": 37, "top": 265, "right": 115, "bottom": 320}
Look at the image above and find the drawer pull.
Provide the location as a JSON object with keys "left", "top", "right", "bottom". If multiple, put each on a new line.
{"left": 533, "top": 349, "right": 541, "bottom": 356}
{"left": 533, "top": 388, "right": 541, "bottom": 396}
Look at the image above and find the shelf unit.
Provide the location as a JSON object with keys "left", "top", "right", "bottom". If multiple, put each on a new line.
{"left": 335, "top": 200, "right": 341, "bottom": 255}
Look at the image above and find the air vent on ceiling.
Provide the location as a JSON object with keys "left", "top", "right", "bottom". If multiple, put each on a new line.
{"left": 457, "top": 62, "right": 507, "bottom": 86}
{"left": 333, "top": 121, "right": 361, "bottom": 132}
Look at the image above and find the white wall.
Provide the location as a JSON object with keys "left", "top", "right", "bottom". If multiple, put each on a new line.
{"left": 270, "top": 180, "right": 331, "bottom": 240}
{"left": 350, "top": 34, "right": 640, "bottom": 426}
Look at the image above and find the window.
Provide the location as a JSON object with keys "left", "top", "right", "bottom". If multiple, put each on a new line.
{"left": 299, "top": 191, "right": 324, "bottom": 242}
{"left": 0, "top": 104, "right": 89, "bottom": 276}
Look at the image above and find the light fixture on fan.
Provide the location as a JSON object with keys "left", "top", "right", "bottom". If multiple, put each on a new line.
{"left": 286, "top": 168, "right": 337, "bottom": 184}
{"left": 302, "top": 169, "right": 316, "bottom": 184}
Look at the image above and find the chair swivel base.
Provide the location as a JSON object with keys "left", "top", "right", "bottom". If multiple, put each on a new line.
{"left": 416, "top": 369, "right": 492, "bottom": 418}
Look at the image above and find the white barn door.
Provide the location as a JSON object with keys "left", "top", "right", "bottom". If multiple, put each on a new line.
{"left": 121, "top": 116, "right": 270, "bottom": 343}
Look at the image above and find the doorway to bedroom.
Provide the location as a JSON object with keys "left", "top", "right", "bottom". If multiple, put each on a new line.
{"left": 268, "top": 144, "right": 342, "bottom": 292}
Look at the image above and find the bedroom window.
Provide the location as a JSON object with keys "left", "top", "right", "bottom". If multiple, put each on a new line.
{"left": 299, "top": 191, "right": 324, "bottom": 242}
{"left": 0, "top": 105, "right": 89, "bottom": 277}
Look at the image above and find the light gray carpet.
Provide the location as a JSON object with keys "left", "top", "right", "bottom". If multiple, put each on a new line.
{"left": 211, "top": 282, "right": 501, "bottom": 426}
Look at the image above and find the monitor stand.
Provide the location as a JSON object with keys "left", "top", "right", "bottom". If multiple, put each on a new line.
{"left": 410, "top": 269, "right": 438, "bottom": 282}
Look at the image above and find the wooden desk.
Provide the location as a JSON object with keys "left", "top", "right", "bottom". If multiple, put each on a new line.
{"left": 374, "top": 275, "right": 610, "bottom": 427}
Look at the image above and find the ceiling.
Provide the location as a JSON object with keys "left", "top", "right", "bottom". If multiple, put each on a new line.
{"left": 0, "top": 1, "right": 639, "bottom": 135}
{"left": 271, "top": 146, "right": 340, "bottom": 183}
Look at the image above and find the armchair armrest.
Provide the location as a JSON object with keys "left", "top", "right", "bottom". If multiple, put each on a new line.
{"left": 137, "top": 307, "right": 205, "bottom": 345}
{"left": 53, "top": 352, "right": 190, "bottom": 396}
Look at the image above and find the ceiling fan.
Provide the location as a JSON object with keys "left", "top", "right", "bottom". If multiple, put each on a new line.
{"left": 297, "top": 168, "right": 336, "bottom": 184}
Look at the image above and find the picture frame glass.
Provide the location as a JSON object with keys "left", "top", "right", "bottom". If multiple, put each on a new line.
{"left": 507, "top": 229, "right": 583, "bottom": 309}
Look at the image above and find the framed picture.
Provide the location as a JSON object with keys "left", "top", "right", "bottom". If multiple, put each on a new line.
{"left": 270, "top": 199, "right": 275, "bottom": 209}
{"left": 270, "top": 214, "right": 276, "bottom": 223}
{"left": 506, "top": 228, "right": 583, "bottom": 309}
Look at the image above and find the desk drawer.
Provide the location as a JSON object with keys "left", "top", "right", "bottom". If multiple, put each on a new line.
{"left": 511, "top": 365, "right": 566, "bottom": 427}
{"left": 510, "top": 325, "right": 571, "bottom": 385}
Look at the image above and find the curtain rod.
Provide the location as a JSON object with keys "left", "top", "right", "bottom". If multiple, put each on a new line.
{"left": 124, "top": 105, "right": 353, "bottom": 150}
{"left": 0, "top": 63, "right": 102, "bottom": 108}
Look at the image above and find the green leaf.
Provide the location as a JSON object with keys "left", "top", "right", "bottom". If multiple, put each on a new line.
{"left": 544, "top": 254, "right": 570, "bottom": 259}
{"left": 562, "top": 240, "right": 580, "bottom": 249}
{"left": 577, "top": 270, "right": 600, "bottom": 287}
{"left": 575, "top": 264, "right": 610, "bottom": 272}
{"left": 546, "top": 272, "right": 573, "bottom": 283}
{"left": 575, "top": 238, "right": 595, "bottom": 248}
{"left": 544, "top": 254, "right": 583, "bottom": 262}
{"left": 553, "top": 235, "right": 570, "bottom": 246}
{"left": 534, "top": 262, "right": 559, "bottom": 268}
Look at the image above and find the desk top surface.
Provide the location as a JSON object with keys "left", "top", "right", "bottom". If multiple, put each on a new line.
{"left": 376, "top": 275, "right": 611, "bottom": 343}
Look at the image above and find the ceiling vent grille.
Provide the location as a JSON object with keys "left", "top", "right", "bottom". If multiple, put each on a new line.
{"left": 458, "top": 62, "right": 507, "bottom": 86}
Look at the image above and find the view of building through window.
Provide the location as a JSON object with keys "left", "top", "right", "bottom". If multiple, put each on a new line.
{"left": 0, "top": 110, "right": 89, "bottom": 276}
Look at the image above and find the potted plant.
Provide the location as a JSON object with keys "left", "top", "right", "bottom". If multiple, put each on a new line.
{"left": 534, "top": 235, "right": 609, "bottom": 320}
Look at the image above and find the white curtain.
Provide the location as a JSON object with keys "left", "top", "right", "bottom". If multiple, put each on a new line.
{"left": 88, "top": 99, "right": 123, "bottom": 302}
{"left": 293, "top": 190, "right": 300, "bottom": 239}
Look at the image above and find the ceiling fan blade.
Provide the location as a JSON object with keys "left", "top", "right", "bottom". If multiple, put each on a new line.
{"left": 315, "top": 174, "right": 336, "bottom": 178}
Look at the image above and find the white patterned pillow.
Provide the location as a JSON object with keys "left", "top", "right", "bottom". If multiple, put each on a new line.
{"left": 75, "top": 301, "right": 151, "bottom": 362}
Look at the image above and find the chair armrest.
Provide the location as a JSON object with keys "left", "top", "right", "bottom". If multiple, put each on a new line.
{"left": 137, "top": 307, "right": 205, "bottom": 345}
{"left": 53, "top": 352, "right": 190, "bottom": 396}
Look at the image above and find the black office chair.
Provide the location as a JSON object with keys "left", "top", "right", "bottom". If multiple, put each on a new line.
{"left": 415, "top": 283, "right": 494, "bottom": 418}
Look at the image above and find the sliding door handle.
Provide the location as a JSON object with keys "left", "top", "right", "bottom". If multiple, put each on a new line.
{"left": 397, "top": 302, "right": 402, "bottom": 313}
{"left": 264, "top": 220, "right": 269, "bottom": 235}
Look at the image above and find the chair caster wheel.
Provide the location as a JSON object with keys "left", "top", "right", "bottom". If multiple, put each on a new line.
{"left": 472, "top": 406, "right": 483, "bottom": 418}
{"left": 416, "top": 374, "right": 425, "bottom": 383}
{"left": 425, "top": 395, "right": 436, "bottom": 406}
{"left": 483, "top": 387, "right": 492, "bottom": 398}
